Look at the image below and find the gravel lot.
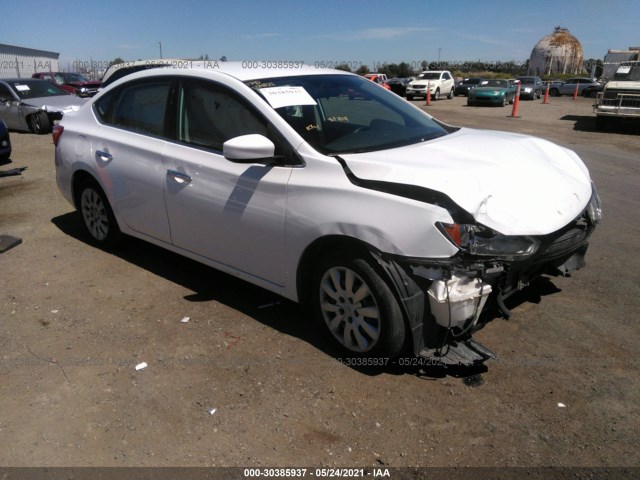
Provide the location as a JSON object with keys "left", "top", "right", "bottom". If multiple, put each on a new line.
{"left": 0, "top": 94, "right": 638, "bottom": 472}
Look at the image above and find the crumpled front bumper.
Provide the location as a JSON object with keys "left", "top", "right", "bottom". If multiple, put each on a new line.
{"left": 375, "top": 195, "right": 599, "bottom": 366}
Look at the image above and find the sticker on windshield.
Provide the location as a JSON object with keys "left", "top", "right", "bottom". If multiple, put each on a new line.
{"left": 259, "top": 86, "right": 317, "bottom": 109}
{"left": 616, "top": 65, "right": 631, "bottom": 74}
{"left": 15, "top": 84, "right": 30, "bottom": 91}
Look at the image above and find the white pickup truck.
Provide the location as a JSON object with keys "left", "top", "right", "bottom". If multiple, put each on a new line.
{"left": 594, "top": 61, "right": 640, "bottom": 130}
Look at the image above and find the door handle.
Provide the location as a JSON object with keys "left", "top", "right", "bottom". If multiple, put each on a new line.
{"left": 167, "top": 170, "right": 192, "bottom": 184}
{"left": 95, "top": 149, "right": 113, "bottom": 163}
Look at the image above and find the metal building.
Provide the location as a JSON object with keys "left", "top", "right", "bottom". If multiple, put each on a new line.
{"left": 528, "top": 27, "right": 585, "bottom": 76}
{"left": 0, "top": 43, "right": 60, "bottom": 78}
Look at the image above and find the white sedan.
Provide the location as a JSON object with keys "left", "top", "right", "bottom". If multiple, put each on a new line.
{"left": 53, "top": 63, "right": 601, "bottom": 365}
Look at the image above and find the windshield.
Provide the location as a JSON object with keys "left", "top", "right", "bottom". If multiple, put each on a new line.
{"left": 480, "top": 80, "right": 508, "bottom": 88}
{"left": 9, "top": 80, "right": 68, "bottom": 99}
{"left": 246, "top": 74, "right": 450, "bottom": 155}
{"left": 613, "top": 64, "right": 640, "bottom": 81}
{"left": 417, "top": 72, "right": 440, "bottom": 80}
{"left": 56, "top": 73, "right": 90, "bottom": 83}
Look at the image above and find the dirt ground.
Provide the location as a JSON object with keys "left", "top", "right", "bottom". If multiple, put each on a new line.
{"left": 0, "top": 94, "right": 638, "bottom": 471}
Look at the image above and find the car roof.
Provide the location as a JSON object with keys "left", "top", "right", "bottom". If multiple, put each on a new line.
{"left": 1, "top": 78, "right": 54, "bottom": 84}
{"left": 101, "top": 61, "right": 351, "bottom": 88}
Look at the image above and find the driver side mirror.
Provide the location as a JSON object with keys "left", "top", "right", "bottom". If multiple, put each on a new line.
{"left": 223, "top": 134, "right": 275, "bottom": 163}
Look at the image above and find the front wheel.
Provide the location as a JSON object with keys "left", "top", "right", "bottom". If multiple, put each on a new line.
{"left": 432, "top": 88, "right": 440, "bottom": 101}
{"left": 29, "top": 111, "right": 51, "bottom": 134}
{"left": 550, "top": 88, "right": 560, "bottom": 97}
{"left": 76, "top": 178, "right": 121, "bottom": 247}
{"left": 312, "top": 255, "right": 406, "bottom": 359}
{"left": 447, "top": 88, "right": 454, "bottom": 99}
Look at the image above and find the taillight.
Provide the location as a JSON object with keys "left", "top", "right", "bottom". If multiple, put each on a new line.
{"left": 52, "top": 125, "right": 64, "bottom": 146}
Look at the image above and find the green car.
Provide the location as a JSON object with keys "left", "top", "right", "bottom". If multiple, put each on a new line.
{"left": 467, "top": 79, "right": 516, "bottom": 107}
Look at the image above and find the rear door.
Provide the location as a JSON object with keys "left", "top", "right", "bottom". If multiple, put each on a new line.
{"left": 91, "top": 78, "right": 173, "bottom": 243}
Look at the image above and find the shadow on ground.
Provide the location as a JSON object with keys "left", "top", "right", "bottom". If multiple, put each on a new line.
{"left": 562, "top": 114, "right": 640, "bottom": 134}
{"left": 52, "top": 211, "right": 565, "bottom": 384}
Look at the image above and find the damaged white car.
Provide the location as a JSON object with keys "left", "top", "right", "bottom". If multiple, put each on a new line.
{"left": 53, "top": 65, "right": 601, "bottom": 365}
{"left": 0, "top": 78, "right": 86, "bottom": 134}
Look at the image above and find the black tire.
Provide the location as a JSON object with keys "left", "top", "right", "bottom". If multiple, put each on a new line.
{"left": 550, "top": 88, "right": 560, "bottom": 97}
{"left": 312, "top": 254, "right": 406, "bottom": 359}
{"left": 406, "top": 95, "right": 414, "bottom": 101}
{"left": 29, "top": 111, "right": 51, "bottom": 135}
{"left": 501, "top": 95, "right": 507, "bottom": 107}
{"left": 432, "top": 88, "right": 440, "bottom": 101}
{"left": 447, "top": 88, "right": 454, "bottom": 99}
{"left": 76, "top": 178, "right": 121, "bottom": 247}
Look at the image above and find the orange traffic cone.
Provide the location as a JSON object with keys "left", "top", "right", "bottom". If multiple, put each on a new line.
{"left": 509, "top": 81, "right": 521, "bottom": 118}
{"left": 542, "top": 81, "right": 550, "bottom": 104}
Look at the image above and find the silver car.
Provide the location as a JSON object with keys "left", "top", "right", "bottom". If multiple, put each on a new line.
{"left": 548, "top": 78, "right": 601, "bottom": 97}
{"left": 0, "top": 79, "right": 87, "bottom": 134}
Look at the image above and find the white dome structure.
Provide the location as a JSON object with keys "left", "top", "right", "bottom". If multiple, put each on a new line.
{"left": 528, "top": 27, "right": 585, "bottom": 76}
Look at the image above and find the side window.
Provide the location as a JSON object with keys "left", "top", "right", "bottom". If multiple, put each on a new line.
{"left": 94, "top": 80, "right": 172, "bottom": 137}
{"left": 0, "top": 85, "right": 13, "bottom": 101}
{"left": 443, "top": 72, "right": 451, "bottom": 81}
{"left": 177, "top": 80, "right": 267, "bottom": 151}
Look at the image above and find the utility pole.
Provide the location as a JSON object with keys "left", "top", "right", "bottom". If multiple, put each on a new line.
{"left": 159, "top": 42, "right": 163, "bottom": 59}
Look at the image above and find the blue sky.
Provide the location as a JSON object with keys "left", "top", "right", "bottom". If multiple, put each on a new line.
{"left": 3, "top": 0, "right": 638, "bottom": 71}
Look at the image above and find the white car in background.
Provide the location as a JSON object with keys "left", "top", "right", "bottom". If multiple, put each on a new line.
{"left": 406, "top": 70, "right": 455, "bottom": 101}
{"left": 53, "top": 64, "right": 600, "bottom": 365}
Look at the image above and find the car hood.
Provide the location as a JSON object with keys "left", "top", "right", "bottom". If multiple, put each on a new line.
{"left": 66, "top": 80, "right": 101, "bottom": 87}
{"left": 410, "top": 79, "right": 440, "bottom": 86}
{"left": 22, "top": 95, "right": 87, "bottom": 112}
{"left": 340, "top": 128, "right": 592, "bottom": 235}
{"left": 605, "top": 80, "right": 640, "bottom": 90}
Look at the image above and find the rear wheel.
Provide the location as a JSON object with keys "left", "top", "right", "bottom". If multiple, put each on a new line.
{"left": 76, "top": 178, "right": 121, "bottom": 247}
{"left": 312, "top": 254, "right": 406, "bottom": 359}
{"left": 550, "top": 88, "right": 560, "bottom": 97}
{"left": 447, "top": 88, "right": 454, "bottom": 99}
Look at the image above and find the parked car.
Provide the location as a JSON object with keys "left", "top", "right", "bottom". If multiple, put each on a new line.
{"left": 364, "top": 73, "right": 391, "bottom": 90}
{"left": 515, "top": 76, "right": 543, "bottom": 100}
{"left": 406, "top": 70, "right": 455, "bottom": 100}
{"left": 0, "top": 120, "right": 11, "bottom": 161}
{"left": 581, "top": 83, "right": 605, "bottom": 98}
{"left": 548, "top": 78, "right": 601, "bottom": 96}
{"left": 32, "top": 72, "right": 101, "bottom": 97}
{"left": 386, "top": 78, "right": 411, "bottom": 97}
{"left": 467, "top": 79, "right": 516, "bottom": 106}
{"left": 54, "top": 64, "right": 600, "bottom": 365}
{"left": 454, "top": 77, "right": 485, "bottom": 96}
{"left": 0, "top": 78, "right": 87, "bottom": 134}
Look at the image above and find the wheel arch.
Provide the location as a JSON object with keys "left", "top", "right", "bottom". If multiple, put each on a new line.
{"left": 296, "top": 235, "right": 373, "bottom": 305}
{"left": 71, "top": 169, "right": 100, "bottom": 209}
{"left": 296, "top": 234, "right": 426, "bottom": 355}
